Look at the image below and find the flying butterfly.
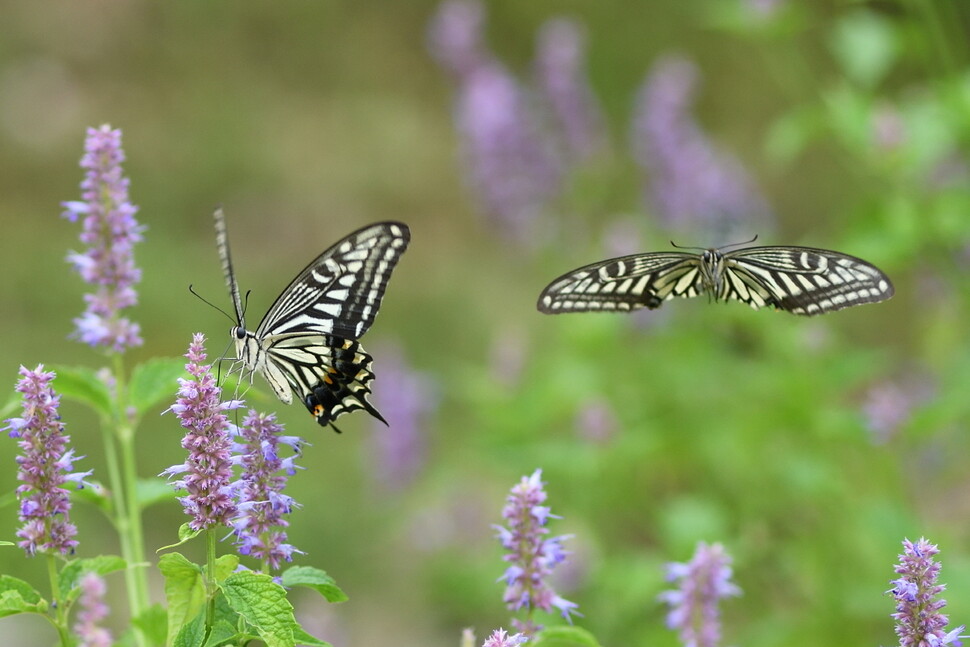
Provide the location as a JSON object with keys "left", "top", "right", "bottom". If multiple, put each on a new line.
{"left": 537, "top": 240, "right": 894, "bottom": 316}
{"left": 214, "top": 207, "right": 410, "bottom": 430}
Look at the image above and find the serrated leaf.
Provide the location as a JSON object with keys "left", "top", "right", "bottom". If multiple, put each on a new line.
{"left": 130, "top": 358, "right": 188, "bottom": 415}
{"left": 292, "top": 626, "right": 332, "bottom": 647}
{"left": 58, "top": 555, "right": 127, "bottom": 601}
{"left": 281, "top": 566, "right": 347, "bottom": 603}
{"left": 49, "top": 365, "right": 112, "bottom": 417}
{"left": 221, "top": 571, "right": 296, "bottom": 647}
{"left": 137, "top": 478, "right": 177, "bottom": 510}
{"left": 132, "top": 603, "right": 168, "bottom": 647}
{"left": 173, "top": 609, "right": 206, "bottom": 647}
{"left": 0, "top": 575, "right": 46, "bottom": 617}
{"left": 530, "top": 626, "right": 602, "bottom": 647}
{"left": 203, "top": 617, "right": 243, "bottom": 647}
{"left": 159, "top": 552, "right": 206, "bottom": 645}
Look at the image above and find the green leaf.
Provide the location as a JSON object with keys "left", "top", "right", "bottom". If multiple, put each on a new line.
{"left": 281, "top": 566, "right": 348, "bottom": 603}
{"left": 130, "top": 357, "right": 188, "bottom": 415}
{"left": 830, "top": 10, "right": 897, "bottom": 88}
{"left": 132, "top": 603, "right": 168, "bottom": 647}
{"left": 58, "top": 555, "right": 127, "bottom": 601}
{"left": 159, "top": 523, "right": 201, "bottom": 551}
{"left": 172, "top": 609, "right": 206, "bottom": 647}
{"left": 530, "top": 626, "right": 603, "bottom": 647}
{"left": 292, "top": 626, "right": 332, "bottom": 647}
{"left": 159, "top": 552, "right": 206, "bottom": 645}
{"left": 49, "top": 365, "right": 112, "bottom": 417}
{"left": 0, "top": 541, "right": 14, "bottom": 547}
{"left": 206, "top": 594, "right": 243, "bottom": 646}
{"left": 213, "top": 555, "right": 240, "bottom": 584}
{"left": 137, "top": 478, "right": 177, "bottom": 510}
{"left": 221, "top": 571, "right": 296, "bottom": 647}
{"left": 0, "top": 575, "right": 46, "bottom": 617}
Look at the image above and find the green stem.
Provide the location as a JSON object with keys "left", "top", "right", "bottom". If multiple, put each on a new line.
{"left": 205, "top": 529, "right": 217, "bottom": 634}
{"left": 46, "top": 554, "right": 70, "bottom": 647}
{"left": 111, "top": 353, "right": 150, "bottom": 644}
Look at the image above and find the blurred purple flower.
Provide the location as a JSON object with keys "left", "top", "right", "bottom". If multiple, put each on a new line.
{"left": 574, "top": 398, "right": 617, "bottom": 444}
{"left": 4, "top": 365, "right": 91, "bottom": 557}
{"left": 862, "top": 376, "right": 934, "bottom": 445}
{"left": 534, "top": 18, "right": 608, "bottom": 162}
{"left": 632, "top": 55, "right": 771, "bottom": 241}
{"left": 163, "top": 333, "right": 240, "bottom": 531}
{"left": 888, "top": 538, "right": 965, "bottom": 647}
{"left": 427, "top": 0, "right": 487, "bottom": 77}
{"left": 369, "top": 344, "right": 435, "bottom": 491}
{"left": 74, "top": 572, "right": 112, "bottom": 647}
{"left": 231, "top": 410, "right": 304, "bottom": 571}
{"left": 483, "top": 628, "right": 529, "bottom": 647}
{"left": 62, "top": 124, "right": 144, "bottom": 353}
{"left": 429, "top": 1, "right": 563, "bottom": 244}
{"left": 495, "top": 469, "right": 579, "bottom": 635}
{"left": 746, "top": 0, "right": 785, "bottom": 19}
{"left": 659, "top": 541, "right": 741, "bottom": 647}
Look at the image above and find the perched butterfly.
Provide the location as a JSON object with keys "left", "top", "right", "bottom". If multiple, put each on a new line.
{"left": 537, "top": 241, "right": 894, "bottom": 316}
{"left": 214, "top": 208, "right": 410, "bottom": 430}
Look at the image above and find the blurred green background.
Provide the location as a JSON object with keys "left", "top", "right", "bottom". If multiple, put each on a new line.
{"left": 3, "top": 1, "right": 970, "bottom": 645}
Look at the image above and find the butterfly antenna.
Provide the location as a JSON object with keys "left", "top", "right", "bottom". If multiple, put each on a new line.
{"left": 670, "top": 235, "right": 758, "bottom": 252}
{"left": 188, "top": 284, "right": 238, "bottom": 324}
{"left": 717, "top": 234, "right": 758, "bottom": 251}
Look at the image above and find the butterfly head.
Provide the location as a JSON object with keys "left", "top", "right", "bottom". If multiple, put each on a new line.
{"left": 699, "top": 248, "right": 726, "bottom": 296}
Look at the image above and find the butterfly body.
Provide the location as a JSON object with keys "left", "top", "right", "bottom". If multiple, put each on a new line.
{"left": 538, "top": 244, "right": 893, "bottom": 316}
{"left": 215, "top": 209, "right": 409, "bottom": 428}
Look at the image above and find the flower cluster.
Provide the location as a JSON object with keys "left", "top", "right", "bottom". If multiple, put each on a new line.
{"left": 631, "top": 55, "right": 772, "bottom": 241}
{"left": 495, "top": 469, "right": 579, "bottom": 635}
{"left": 73, "top": 572, "right": 112, "bottom": 647}
{"left": 658, "top": 541, "right": 741, "bottom": 647}
{"left": 231, "top": 410, "right": 304, "bottom": 571}
{"left": 482, "top": 628, "right": 529, "bottom": 647}
{"left": 888, "top": 538, "right": 964, "bottom": 647}
{"left": 163, "top": 333, "right": 240, "bottom": 531}
{"left": 4, "top": 365, "right": 91, "bottom": 557}
{"left": 62, "top": 124, "right": 144, "bottom": 353}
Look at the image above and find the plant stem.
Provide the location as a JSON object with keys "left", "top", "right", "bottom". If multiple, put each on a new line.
{"left": 46, "top": 554, "right": 70, "bottom": 647}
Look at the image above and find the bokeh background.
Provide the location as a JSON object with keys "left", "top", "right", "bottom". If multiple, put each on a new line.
{"left": 3, "top": 1, "right": 970, "bottom": 645}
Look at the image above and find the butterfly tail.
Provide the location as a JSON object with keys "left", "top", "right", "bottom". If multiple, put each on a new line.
{"left": 301, "top": 339, "right": 388, "bottom": 428}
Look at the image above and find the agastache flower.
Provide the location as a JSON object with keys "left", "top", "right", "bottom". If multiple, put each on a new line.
{"left": 73, "top": 572, "right": 112, "bottom": 647}
{"left": 631, "top": 56, "right": 771, "bottom": 241}
{"left": 533, "top": 18, "right": 608, "bottom": 163}
{"left": 4, "top": 365, "right": 91, "bottom": 557}
{"left": 494, "top": 469, "right": 579, "bottom": 635}
{"left": 428, "top": 1, "right": 563, "bottom": 244}
{"left": 658, "top": 542, "right": 741, "bottom": 647}
{"left": 369, "top": 343, "right": 435, "bottom": 491}
{"left": 231, "top": 410, "right": 304, "bottom": 571}
{"left": 62, "top": 124, "right": 144, "bottom": 353}
{"left": 483, "top": 628, "right": 529, "bottom": 647}
{"left": 888, "top": 538, "right": 965, "bottom": 647}
{"left": 163, "top": 333, "right": 240, "bottom": 531}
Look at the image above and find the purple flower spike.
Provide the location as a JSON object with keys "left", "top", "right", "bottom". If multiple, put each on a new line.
{"left": 631, "top": 56, "right": 771, "bottom": 240}
{"left": 494, "top": 469, "right": 580, "bottom": 635}
{"left": 888, "top": 538, "right": 965, "bottom": 647}
{"left": 482, "top": 628, "right": 529, "bottom": 647}
{"left": 231, "top": 410, "right": 304, "bottom": 571}
{"left": 73, "top": 572, "right": 112, "bottom": 647}
{"left": 62, "top": 124, "right": 145, "bottom": 353}
{"left": 3, "top": 365, "right": 91, "bottom": 557}
{"left": 534, "top": 18, "right": 607, "bottom": 162}
{"left": 428, "top": 1, "right": 562, "bottom": 244}
{"left": 658, "top": 541, "right": 741, "bottom": 647}
{"left": 369, "top": 344, "right": 435, "bottom": 491}
{"left": 164, "top": 334, "right": 240, "bottom": 531}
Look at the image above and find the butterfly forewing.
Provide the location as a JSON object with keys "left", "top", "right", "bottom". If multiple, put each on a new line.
{"left": 216, "top": 209, "right": 409, "bottom": 429}
{"left": 724, "top": 246, "right": 894, "bottom": 315}
{"left": 538, "top": 243, "right": 893, "bottom": 317}
{"left": 537, "top": 252, "right": 698, "bottom": 313}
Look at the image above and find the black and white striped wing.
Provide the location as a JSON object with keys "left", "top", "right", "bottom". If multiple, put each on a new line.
{"left": 255, "top": 221, "right": 410, "bottom": 340}
{"left": 537, "top": 252, "right": 700, "bottom": 313}
{"left": 723, "top": 246, "right": 894, "bottom": 315}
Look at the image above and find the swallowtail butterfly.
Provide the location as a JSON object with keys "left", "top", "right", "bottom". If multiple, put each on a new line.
{"left": 538, "top": 242, "right": 893, "bottom": 316}
{"left": 215, "top": 208, "right": 410, "bottom": 430}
